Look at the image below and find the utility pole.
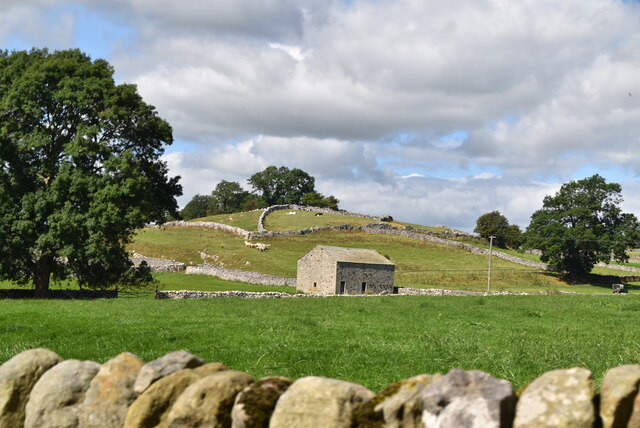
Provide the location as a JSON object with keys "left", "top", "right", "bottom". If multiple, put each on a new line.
{"left": 487, "top": 235, "right": 495, "bottom": 293}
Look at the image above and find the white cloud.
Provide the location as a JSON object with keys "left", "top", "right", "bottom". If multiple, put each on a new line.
{"left": 5, "top": 0, "right": 640, "bottom": 229}
{"left": 0, "top": 3, "right": 75, "bottom": 49}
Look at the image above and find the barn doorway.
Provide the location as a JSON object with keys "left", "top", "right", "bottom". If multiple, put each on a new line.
{"left": 338, "top": 281, "right": 346, "bottom": 294}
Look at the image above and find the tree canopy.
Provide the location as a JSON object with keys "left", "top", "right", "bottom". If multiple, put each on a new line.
{"left": 0, "top": 49, "right": 182, "bottom": 295}
{"left": 248, "top": 165, "right": 316, "bottom": 206}
{"left": 474, "top": 211, "right": 522, "bottom": 249}
{"left": 524, "top": 174, "right": 640, "bottom": 275}
{"left": 209, "top": 180, "right": 252, "bottom": 214}
{"left": 180, "top": 194, "right": 210, "bottom": 220}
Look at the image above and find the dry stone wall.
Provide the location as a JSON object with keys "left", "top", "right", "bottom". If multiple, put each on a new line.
{"left": 130, "top": 253, "right": 185, "bottom": 273}
{"left": 161, "top": 220, "right": 253, "bottom": 239}
{"left": 257, "top": 204, "right": 382, "bottom": 232}
{"left": 2, "top": 348, "right": 640, "bottom": 427}
{"left": 596, "top": 262, "right": 640, "bottom": 273}
{"left": 360, "top": 224, "right": 555, "bottom": 271}
{"left": 185, "top": 264, "right": 296, "bottom": 287}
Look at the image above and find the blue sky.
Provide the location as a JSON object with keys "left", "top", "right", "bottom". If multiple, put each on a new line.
{"left": 2, "top": 0, "right": 640, "bottom": 231}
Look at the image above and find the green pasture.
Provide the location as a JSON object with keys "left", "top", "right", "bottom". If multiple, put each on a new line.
{"left": 129, "top": 227, "right": 636, "bottom": 293}
{"left": 1, "top": 295, "right": 639, "bottom": 392}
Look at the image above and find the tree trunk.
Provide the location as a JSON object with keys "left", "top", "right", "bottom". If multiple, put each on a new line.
{"left": 34, "top": 256, "right": 52, "bottom": 298}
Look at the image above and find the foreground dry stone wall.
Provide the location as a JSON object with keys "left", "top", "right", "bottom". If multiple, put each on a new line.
{"left": 2, "top": 348, "right": 640, "bottom": 427}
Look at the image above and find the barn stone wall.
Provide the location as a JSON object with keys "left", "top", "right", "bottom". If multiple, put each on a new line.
{"left": 336, "top": 262, "right": 395, "bottom": 294}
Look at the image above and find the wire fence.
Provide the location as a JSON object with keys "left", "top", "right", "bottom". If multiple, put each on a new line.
{"left": 117, "top": 290, "right": 157, "bottom": 299}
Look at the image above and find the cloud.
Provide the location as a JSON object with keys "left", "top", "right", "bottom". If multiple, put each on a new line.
{"left": 0, "top": 3, "right": 75, "bottom": 49}
{"left": 103, "top": 0, "right": 331, "bottom": 41}
{"left": 4, "top": 0, "right": 640, "bottom": 229}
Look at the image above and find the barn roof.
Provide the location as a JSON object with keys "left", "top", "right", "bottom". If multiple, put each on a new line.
{"left": 308, "top": 245, "right": 394, "bottom": 265}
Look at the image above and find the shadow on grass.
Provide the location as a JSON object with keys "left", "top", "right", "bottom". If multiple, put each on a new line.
{"left": 561, "top": 273, "right": 640, "bottom": 291}
{"left": 0, "top": 289, "right": 119, "bottom": 299}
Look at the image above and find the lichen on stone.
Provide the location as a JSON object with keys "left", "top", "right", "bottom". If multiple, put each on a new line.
{"left": 233, "top": 377, "right": 293, "bottom": 427}
{"left": 351, "top": 380, "right": 403, "bottom": 427}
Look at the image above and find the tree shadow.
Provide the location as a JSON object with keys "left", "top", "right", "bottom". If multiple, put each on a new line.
{"left": 561, "top": 273, "right": 640, "bottom": 292}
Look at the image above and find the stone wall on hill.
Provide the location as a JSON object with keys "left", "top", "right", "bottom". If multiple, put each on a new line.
{"left": 161, "top": 220, "right": 252, "bottom": 239}
{"left": 1, "top": 347, "right": 638, "bottom": 427}
{"left": 596, "top": 262, "right": 640, "bottom": 273}
{"left": 360, "top": 224, "right": 555, "bottom": 271}
{"left": 257, "top": 204, "right": 382, "bottom": 232}
{"left": 185, "top": 264, "right": 296, "bottom": 287}
{"left": 130, "top": 253, "right": 186, "bottom": 273}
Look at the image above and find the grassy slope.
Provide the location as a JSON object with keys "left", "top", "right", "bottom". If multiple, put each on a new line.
{"left": 1, "top": 295, "right": 639, "bottom": 392}
{"left": 130, "top": 227, "right": 626, "bottom": 293}
{"left": 264, "top": 210, "right": 402, "bottom": 231}
{"left": 128, "top": 208, "right": 639, "bottom": 293}
{"left": 195, "top": 210, "right": 263, "bottom": 231}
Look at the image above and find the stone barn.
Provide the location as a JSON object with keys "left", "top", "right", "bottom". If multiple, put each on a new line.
{"left": 296, "top": 245, "right": 395, "bottom": 295}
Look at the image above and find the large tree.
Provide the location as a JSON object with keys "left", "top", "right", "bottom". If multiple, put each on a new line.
{"left": 209, "top": 180, "right": 251, "bottom": 214}
{"left": 248, "top": 165, "right": 315, "bottom": 205}
{"left": 0, "top": 49, "right": 182, "bottom": 296}
{"left": 474, "top": 210, "right": 522, "bottom": 249}
{"left": 524, "top": 174, "right": 640, "bottom": 275}
{"left": 301, "top": 191, "right": 340, "bottom": 210}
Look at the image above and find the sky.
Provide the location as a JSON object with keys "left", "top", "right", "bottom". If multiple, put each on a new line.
{"left": 2, "top": 0, "right": 640, "bottom": 231}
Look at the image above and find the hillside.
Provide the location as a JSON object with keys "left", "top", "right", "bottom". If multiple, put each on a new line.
{"left": 129, "top": 206, "right": 640, "bottom": 293}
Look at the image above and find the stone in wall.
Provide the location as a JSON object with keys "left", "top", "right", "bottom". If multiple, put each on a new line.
{"left": 124, "top": 363, "right": 228, "bottom": 428}
{"left": 622, "top": 367, "right": 640, "bottom": 428}
{"left": 24, "top": 359, "right": 100, "bottom": 428}
{"left": 133, "top": 350, "right": 204, "bottom": 394}
{"left": 0, "top": 348, "right": 63, "bottom": 428}
{"left": 513, "top": 367, "right": 595, "bottom": 428}
{"left": 166, "top": 370, "right": 254, "bottom": 427}
{"left": 601, "top": 364, "right": 640, "bottom": 428}
{"left": 421, "top": 369, "right": 516, "bottom": 428}
{"left": 77, "top": 352, "right": 144, "bottom": 428}
{"left": 231, "top": 376, "right": 293, "bottom": 428}
{"left": 352, "top": 373, "right": 441, "bottom": 427}
{"left": 270, "top": 376, "right": 374, "bottom": 428}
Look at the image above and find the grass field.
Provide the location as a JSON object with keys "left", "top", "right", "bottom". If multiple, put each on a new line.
{"left": 1, "top": 295, "right": 639, "bottom": 392}
{"left": 129, "top": 227, "right": 636, "bottom": 293}
{"left": 264, "top": 210, "right": 402, "bottom": 231}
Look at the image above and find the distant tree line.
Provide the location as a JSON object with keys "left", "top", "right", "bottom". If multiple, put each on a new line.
{"left": 180, "top": 166, "right": 339, "bottom": 220}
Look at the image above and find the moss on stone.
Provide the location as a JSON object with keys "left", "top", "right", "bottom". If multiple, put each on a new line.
{"left": 351, "top": 380, "right": 403, "bottom": 428}
{"left": 233, "top": 376, "right": 293, "bottom": 427}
